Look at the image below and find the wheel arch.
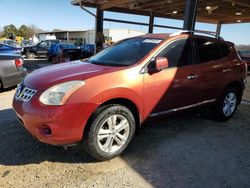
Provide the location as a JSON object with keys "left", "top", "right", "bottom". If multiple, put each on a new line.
{"left": 0, "top": 78, "right": 3, "bottom": 89}
{"left": 224, "top": 81, "right": 244, "bottom": 105}
{"left": 84, "top": 98, "right": 141, "bottom": 139}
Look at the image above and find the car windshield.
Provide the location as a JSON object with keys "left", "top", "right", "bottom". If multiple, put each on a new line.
{"left": 88, "top": 38, "right": 162, "bottom": 66}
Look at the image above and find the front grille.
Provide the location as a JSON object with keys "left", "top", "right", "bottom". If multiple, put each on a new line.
{"left": 15, "top": 85, "right": 37, "bottom": 102}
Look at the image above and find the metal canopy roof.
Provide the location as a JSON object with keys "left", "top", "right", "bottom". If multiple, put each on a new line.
{"left": 72, "top": 0, "right": 250, "bottom": 24}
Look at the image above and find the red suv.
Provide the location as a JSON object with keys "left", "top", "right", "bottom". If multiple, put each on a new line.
{"left": 13, "top": 31, "right": 247, "bottom": 161}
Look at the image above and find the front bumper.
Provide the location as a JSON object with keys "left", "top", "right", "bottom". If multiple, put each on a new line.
{"left": 12, "top": 92, "right": 98, "bottom": 145}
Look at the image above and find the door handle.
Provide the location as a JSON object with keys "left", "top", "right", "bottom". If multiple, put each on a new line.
{"left": 223, "top": 68, "right": 231, "bottom": 73}
{"left": 187, "top": 74, "right": 199, "bottom": 80}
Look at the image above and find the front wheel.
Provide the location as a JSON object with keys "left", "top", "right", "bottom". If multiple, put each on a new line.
{"left": 83, "top": 105, "right": 136, "bottom": 161}
{"left": 26, "top": 51, "right": 35, "bottom": 59}
{"left": 213, "top": 88, "right": 239, "bottom": 121}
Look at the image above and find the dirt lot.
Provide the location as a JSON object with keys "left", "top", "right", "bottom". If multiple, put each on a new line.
{"left": 0, "top": 60, "right": 250, "bottom": 188}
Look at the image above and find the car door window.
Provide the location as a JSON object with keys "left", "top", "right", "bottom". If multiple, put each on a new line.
{"left": 39, "top": 41, "right": 49, "bottom": 48}
{"left": 157, "top": 39, "right": 193, "bottom": 67}
{"left": 219, "top": 42, "right": 231, "bottom": 59}
{"left": 195, "top": 38, "right": 221, "bottom": 63}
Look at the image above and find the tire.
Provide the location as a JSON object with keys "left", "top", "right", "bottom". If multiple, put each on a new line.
{"left": 213, "top": 88, "right": 239, "bottom": 121}
{"left": 48, "top": 55, "right": 52, "bottom": 61}
{"left": 26, "top": 51, "right": 35, "bottom": 59}
{"left": 0, "top": 80, "right": 3, "bottom": 91}
{"left": 83, "top": 104, "right": 136, "bottom": 161}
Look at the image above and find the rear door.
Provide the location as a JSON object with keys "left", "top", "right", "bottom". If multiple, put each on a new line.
{"left": 193, "top": 37, "right": 230, "bottom": 102}
{"left": 161, "top": 38, "right": 201, "bottom": 109}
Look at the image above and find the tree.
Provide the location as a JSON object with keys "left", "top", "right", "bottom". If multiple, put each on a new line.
{"left": 3, "top": 24, "right": 18, "bottom": 38}
{"left": 1, "top": 24, "right": 46, "bottom": 39}
{"left": 52, "top": 29, "right": 64, "bottom": 32}
{"left": 0, "top": 27, "right": 3, "bottom": 37}
{"left": 17, "top": 25, "right": 28, "bottom": 38}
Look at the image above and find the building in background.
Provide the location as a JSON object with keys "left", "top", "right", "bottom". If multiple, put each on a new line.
{"left": 36, "top": 29, "right": 145, "bottom": 45}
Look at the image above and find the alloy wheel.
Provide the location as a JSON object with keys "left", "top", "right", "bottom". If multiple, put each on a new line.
{"left": 223, "top": 92, "right": 237, "bottom": 117}
{"left": 97, "top": 115, "right": 130, "bottom": 153}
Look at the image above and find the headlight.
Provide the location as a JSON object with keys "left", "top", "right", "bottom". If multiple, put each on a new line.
{"left": 39, "top": 81, "right": 85, "bottom": 105}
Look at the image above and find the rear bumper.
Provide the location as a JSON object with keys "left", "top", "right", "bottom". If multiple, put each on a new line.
{"left": 1, "top": 68, "right": 27, "bottom": 89}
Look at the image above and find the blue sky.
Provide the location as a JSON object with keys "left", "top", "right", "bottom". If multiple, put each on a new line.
{"left": 1, "top": 0, "right": 250, "bottom": 45}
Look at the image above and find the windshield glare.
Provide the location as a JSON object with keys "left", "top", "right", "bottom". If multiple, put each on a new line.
{"left": 89, "top": 38, "right": 162, "bottom": 66}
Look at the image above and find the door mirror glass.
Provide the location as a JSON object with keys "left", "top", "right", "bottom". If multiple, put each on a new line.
{"left": 148, "top": 57, "right": 169, "bottom": 73}
{"left": 155, "top": 57, "right": 169, "bottom": 71}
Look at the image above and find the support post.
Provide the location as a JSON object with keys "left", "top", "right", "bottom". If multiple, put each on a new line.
{"left": 95, "top": 5, "right": 104, "bottom": 52}
{"left": 216, "top": 23, "right": 222, "bottom": 37}
{"left": 67, "top": 32, "right": 69, "bottom": 43}
{"left": 183, "top": 0, "right": 198, "bottom": 31}
{"left": 148, "top": 15, "right": 154, "bottom": 33}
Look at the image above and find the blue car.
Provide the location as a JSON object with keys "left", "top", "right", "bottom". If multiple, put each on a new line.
{"left": 0, "top": 43, "right": 22, "bottom": 54}
{"left": 80, "top": 44, "right": 95, "bottom": 58}
{"left": 48, "top": 43, "right": 78, "bottom": 60}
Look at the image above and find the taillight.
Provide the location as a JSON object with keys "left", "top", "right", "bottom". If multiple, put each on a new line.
{"left": 15, "top": 58, "right": 23, "bottom": 67}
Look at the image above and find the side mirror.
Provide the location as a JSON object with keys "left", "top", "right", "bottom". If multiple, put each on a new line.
{"left": 148, "top": 57, "right": 169, "bottom": 73}
{"left": 155, "top": 57, "right": 169, "bottom": 71}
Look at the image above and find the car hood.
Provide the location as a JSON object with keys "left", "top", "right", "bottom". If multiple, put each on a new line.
{"left": 23, "top": 60, "right": 122, "bottom": 90}
{"left": 23, "top": 45, "right": 35, "bottom": 49}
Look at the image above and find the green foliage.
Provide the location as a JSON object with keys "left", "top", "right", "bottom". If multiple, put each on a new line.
{"left": 1, "top": 24, "right": 44, "bottom": 39}
{"left": 2, "top": 24, "right": 18, "bottom": 38}
{"left": 17, "top": 25, "right": 28, "bottom": 38}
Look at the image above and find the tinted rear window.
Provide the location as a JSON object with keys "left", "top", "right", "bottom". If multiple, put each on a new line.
{"left": 195, "top": 38, "right": 221, "bottom": 63}
{"left": 219, "top": 43, "right": 231, "bottom": 58}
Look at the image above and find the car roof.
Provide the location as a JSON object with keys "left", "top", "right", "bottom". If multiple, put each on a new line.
{"left": 136, "top": 33, "right": 233, "bottom": 46}
{"left": 61, "top": 43, "right": 75, "bottom": 45}
{"left": 0, "top": 53, "right": 21, "bottom": 57}
{"left": 138, "top": 33, "right": 170, "bottom": 39}
{"left": 0, "top": 42, "right": 13, "bottom": 47}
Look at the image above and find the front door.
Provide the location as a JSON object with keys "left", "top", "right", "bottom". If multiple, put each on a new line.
{"left": 36, "top": 41, "right": 49, "bottom": 56}
{"left": 144, "top": 38, "right": 200, "bottom": 117}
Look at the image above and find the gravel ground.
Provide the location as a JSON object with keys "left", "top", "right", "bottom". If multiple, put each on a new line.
{"left": 0, "top": 59, "right": 250, "bottom": 188}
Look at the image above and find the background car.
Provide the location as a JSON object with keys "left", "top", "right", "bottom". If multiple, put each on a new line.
{"left": 48, "top": 43, "right": 78, "bottom": 59}
{"left": 239, "top": 50, "right": 250, "bottom": 69}
{"left": 0, "top": 53, "right": 27, "bottom": 89}
{"left": 21, "top": 40, "right": 34, "bottom": 47}
{"left": 49, "top": 43, "right": 81, "bottom": 63}
{"left": 0, "top": 43, "right": 22, "bottom": 54}
{"left": 1, "top": 39, "right": 19, "bottom": 47}
{"left": 80, "top": 44, "right": 95, "bottom": 58}
{"left": 22, "top": 39, "right": 60, "bottom": 59}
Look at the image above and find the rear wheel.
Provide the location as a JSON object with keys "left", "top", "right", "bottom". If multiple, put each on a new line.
{"left": 83, "top": 105, "right": 136, "bottom": 161}
{"left": 0, "top": 81, "right": 3, "bottom": 91}
{"left": 213, "top": 88, "right": 239, "bottom": 121}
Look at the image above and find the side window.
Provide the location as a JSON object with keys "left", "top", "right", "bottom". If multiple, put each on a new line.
{"left": 195, "top": 38, "right": 220, "bottom": 63}
{"left": 39, "top": 41, "right": 49, "bottom": 48}
{"left": 219, "top": 43, "right": 231, "bottom": 59}
{"left": 157, "top": 39, "right": 193, "bottom": 67}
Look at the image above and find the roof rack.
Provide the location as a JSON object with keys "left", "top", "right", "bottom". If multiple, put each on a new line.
{"left": 170, "top": 30, "right": 224, "bottom": 40}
